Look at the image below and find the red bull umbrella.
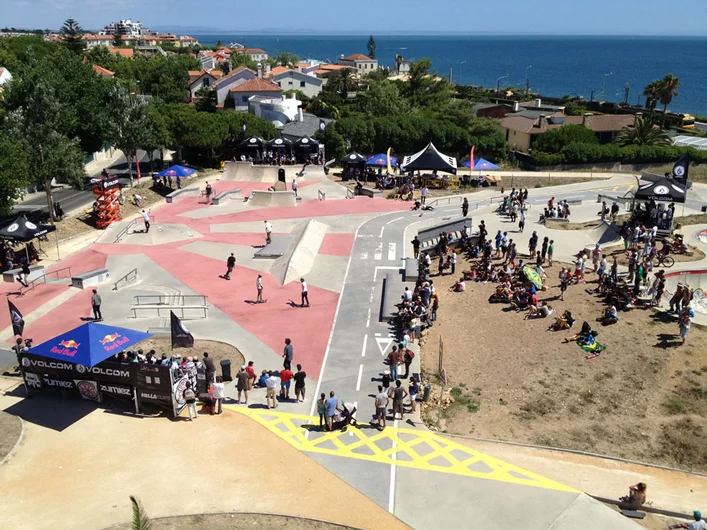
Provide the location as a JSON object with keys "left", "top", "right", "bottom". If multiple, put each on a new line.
{"left": 27, "top": 323, "right": 152, "bottom": 367}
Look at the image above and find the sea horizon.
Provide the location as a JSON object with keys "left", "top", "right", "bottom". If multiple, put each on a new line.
{"left": 191, "top": 34, "right": 707, "bottom": 115}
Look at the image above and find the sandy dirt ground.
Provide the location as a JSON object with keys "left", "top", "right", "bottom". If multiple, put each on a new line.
{"left": 420, "top": 251, "right": 707, "bottom": 473}
{"left": 134, "top": 338, "right": 245, "bottom": 368}
{"left": 0, "top": 410, "right": 21, "bottom": 461}
{"left": 110, "top": 513, "right": 359, "bottom": 530}
{"left": 0, "top": 377, "right": 408, "bottom": 530}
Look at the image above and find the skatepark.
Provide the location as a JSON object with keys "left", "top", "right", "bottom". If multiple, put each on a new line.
{"left": 1, "top": 161, "right": 707, "bottom": 529}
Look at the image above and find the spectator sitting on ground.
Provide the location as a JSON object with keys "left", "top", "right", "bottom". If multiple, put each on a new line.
{"left": 449, "top": 278, "right": 466, "bottom": 292}
{"left": 549, "top": 310, "right": 575, "bottom": 331}
{"left": 619, "top": 482, "right": 647, "bottom": 507}
{"left": 257, "top": 370, "right": 269, "bottom": 388}
{"left": 527, "top": 301, "right": 554, "bottom": 319}
{"left": 601, "top": 304, "right": 618, "bottom": 326}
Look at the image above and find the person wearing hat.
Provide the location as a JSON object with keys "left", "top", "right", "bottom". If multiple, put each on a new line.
{"left": 671, "top": 511, "right": 706, "bottom": 530}
{"left": 236, "top": 365, "right": 249, "bottom": 404}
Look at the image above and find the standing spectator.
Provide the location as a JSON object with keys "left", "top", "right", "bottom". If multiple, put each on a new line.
{"left": 264, "top": 220, "right": 272, "bottom": 244}
{"left": 141, "top": 209, "right": 150, "bottom": 232}
{"left": 265, "top": 371, "right": 279, "bottom": 409}
{"left": 392, "top": 380, "right": 408, "bottom": 420}
{"left": 547, "top": 240, "right": 555, "bottom": 267}
{"left": 205, "top": 181, "right": 213, "bottom": 203}
{"left": 374, "top": 385, "right": 389, "bottom": 429}
{"left": 325, "top": 391, "right": 339, "bottom": 431}
{"left": 403, "top": 347, "right": 415, "bottom": 379}
{"left": 408, "top": 378, "right": 419, "bottom": 413}
{"left": 518, "top": 209, "right": 526, "bottom": 233}
{"left": 300, "top": 278, "right": 310, "bottom": 307}
{"left": 291, "top": 178, "right": 299, "bottom": 197}
{"left": 412, "top": 236, "right": 421, "bottom": 259}
{"left": 462, "top": 197, "right": 469, "bottom": 217}
{"left": 421, "top": 185, "right": 429, "bottom": 204}
{"left": 203, "top": 352, "right": 216, "bottom": 383}
{"left": 679, "top": 306, "right": 695, "bottom": 346}
{"left": 222, "top": 253, "right": 236, "bottom": 280}
{"left": 256, "top": 274, "right": 266, "bottom": 303}
{"left": 387, "top": 345, "right": 401, "bottom": 381}
{"left": 283, "top": 338, "right": 293, "bottom": 370}
{"left": 183, "top": 381, "right": 198, "bottom": 421}
{"left": 279, "top": 365, "right": 293, "bottom": 400}
{"left": 236, "top": 365, "right": 249, "bottom": 404}
{"left": 91, "top": 289, "right": 103, "bottom": 321}
{"left": 317, "top": 393, "right": 327, "bottom": 429}
{"left": 294, "top": 364, "right": 307, "bottom": 402}
{"left": 246, "top": 360, "right": 256, "bottom": 390}
{"left": 528, "top": 231, "right": 538, "bottom": 258}
{"left": 211, "top": 376, "right": 225, "bottom": 415}
{"left": 450, "top": 252, "right": 456, "bottom": 276}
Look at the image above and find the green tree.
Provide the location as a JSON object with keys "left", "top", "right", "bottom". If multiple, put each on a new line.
{"left": 0, "top": 35, "right": 58, "bottom": 73}
{"left": 658, "top": 74, "right": 680, "bottom": 128}
{"left": 59, "top": 18, "right": 85, "bottom": 55}
{"left": 4, "top": 82, "right": 85, "bottom": 222}
{"left": 105, "top": 84, "right": 151, "bottom": 183}
{"left": 642, "top": 80, "right": 662, "bottom": 115}
{"left": 533, "top": 124, "right": 598, "bottom": 153}
{"left": 194, "top": 87, "right": 217, "bottom": 113}
{"left": 85, "top": 45, "right": 119, "bottom": 72}
{"left": 367, "top": 35, "right": 376, "bottom": 59}
{"left": 130, "top": 496, "right": 152, "bottom": 530}
{"left": 141, "top": 102, "right": 172, "bottom": 172}
{"left": 273, "top": 52, "right": 299, "bottom": 67}
{"left": 363, "top": 81, "right": 409, "bottom": 116}
{"left": 406, "top": 58, "right": 450, "bottom": 108}
{"left": 0, "top": 132, "right": 30, "bottom": 215}
{"left": 327, "top": 69, "right": 357, "bottom": 98}
{"left": 615, "top": 115, "right": 670, "bottom": 146}
{"left": 112, "top": 33, "right": 123, "bottom": 48}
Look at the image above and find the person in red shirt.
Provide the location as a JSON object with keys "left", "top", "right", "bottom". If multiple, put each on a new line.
{"left": 246, "top": 361, "right": 256, "bottom": 390}
{"left": 279, "top": 367, "right": 293, "bottom": 400}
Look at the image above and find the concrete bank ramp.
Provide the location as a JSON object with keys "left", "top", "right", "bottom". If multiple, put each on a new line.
{"left": 587, "top": 221, "right": 621, "bottom": 246}
{"left": 223, "top": 161, "right": 278, "bottom": 183}
{"left": 270, "top": 219, "right": 327, "bottom": 285}
{"left": 249, "top": 190, "right": 297, "bottom": 208}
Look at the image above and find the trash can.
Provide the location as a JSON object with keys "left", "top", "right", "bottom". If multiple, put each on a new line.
{"left": 278, "top": 168, "right": 286, "bottom": 183}
{"left": 423, "top": 383, "right": 431, "bottom": 402}
{"left": 220, "top": 360, "right": 232, "bottom": 382}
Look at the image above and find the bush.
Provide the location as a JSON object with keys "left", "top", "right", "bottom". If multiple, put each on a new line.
{"left": 533, "top": 125, "right": 598, "bottom": 153}
{"left": 531, "top": 143, "right": 707, "bottom": 167}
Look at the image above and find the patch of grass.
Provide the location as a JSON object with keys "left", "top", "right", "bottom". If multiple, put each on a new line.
{"left": 662, "top": 395, "right": 688, "bottom": 415}
{"left": 517, "top": 411, "right": 535, "bottom": 420}
{"left": 657, "top": 418, "right": 707, "bottom": 468}
{"left": 467, "top": 401, "right": 481, "bottom": 413}
{"left": 471, "top": 387, "right": 482, "bottom": 395}
{"left": 450, "top": 387, "right": 463, "bottom": 399}
{"left": 520, "top": 395, "right": 557, "bottom": 417}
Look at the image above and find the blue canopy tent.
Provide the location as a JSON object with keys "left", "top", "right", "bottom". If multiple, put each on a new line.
{"left": 366, "top": 154, "right": 398, "bottom": 167}
{"left": 461, "top": 158, "right": 500, "bottom": 171}
{"left": 28, "top": 323, "right": 152, "bottom": 367}
{"left": 155, "top": 165, "right": 197, "bottom": 179}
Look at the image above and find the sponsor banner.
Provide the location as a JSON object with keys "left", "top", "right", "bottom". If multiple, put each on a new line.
{"left": 23, "top": 371, "right": 43, "bottom": 391}
{"left": 196, "top": 367, "right": 208, "bottom": 395}
{"left": 132, "top": 363, "right": 173, "bottom": 393}
{"left": 74, "top": 380, "right": 101, "bottom": 402}
{"left": 172, "top": 375, "right": 189, "bottom": 414}
{"left": 41, "top": 375, "right": 75, "bottom": 390}
{"left": 21, "top": 354, "right": 75, "bottom": 376}
{"left": 138, "top": 389, "right": 172, "bottom": 406}
{"left": 74, "top": 362, "right": 132, "bottom": 385}
{"left": 99, "top": 383, "right": 133, "bottom": 398}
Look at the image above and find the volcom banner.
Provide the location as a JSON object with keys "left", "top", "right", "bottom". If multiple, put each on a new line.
{"left": 21, "top": 354, "right": 132, "bottom": 385}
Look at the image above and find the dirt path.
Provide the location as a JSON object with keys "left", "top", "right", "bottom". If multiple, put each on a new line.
{"left": 109, "top": 512, "right": 359, "bottom": 530}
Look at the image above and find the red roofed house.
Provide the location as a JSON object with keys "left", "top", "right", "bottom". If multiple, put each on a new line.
{"left": 188, "top": 69, "right": 223, "bottom": 98}
{"left": 107, "top": 47, "right": 134, "bottom": 59}
{"left": 228, "top": 76, "right": 283, "bottom": 111}
{"left": 338, "top": 53, "right": 378, "bottom": 75}
{"left": 214, "top": 66, "right": 257, "bottom": 106}
{"left": 241, "top": 48, "right": 268, "bottom": 62}
{"left": 92, "top": 64, "right": 115, "bottom": 78}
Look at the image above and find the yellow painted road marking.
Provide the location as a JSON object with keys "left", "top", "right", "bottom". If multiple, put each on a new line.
{"left": 226, "top": 406, "right": 577, "bottom": 493}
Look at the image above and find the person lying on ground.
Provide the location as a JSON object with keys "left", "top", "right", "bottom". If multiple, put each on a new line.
{"left": 565, "top": 321, "right": 595, "bottom": 344}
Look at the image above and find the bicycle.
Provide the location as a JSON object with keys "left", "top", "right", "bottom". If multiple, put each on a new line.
{"left": 653, "top": 253, "right": 675, "bottom": 268}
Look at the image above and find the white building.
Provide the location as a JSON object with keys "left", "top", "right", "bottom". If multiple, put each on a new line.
{"left": 214, "top": 66, "right": 257, "bottom": 106}
{"left": 271, "top": 69, "right": 323, "bottom": 98}
{"left": 100, "top": 19, "right": 144, "bottom": 37}
{"left": 242, "top": 48, "right": 268, "bottom": 62}
{"left": 249, "top": 93, "right": 302, "bottom": 127}
{"left": 338, "top": 53, "right": 378, "bottom": 75}
{"left": 229, "top": 77, "right": 283, "bottom": 111}
{"left": 0, "top": 67, "right": 13, "bottom": 89}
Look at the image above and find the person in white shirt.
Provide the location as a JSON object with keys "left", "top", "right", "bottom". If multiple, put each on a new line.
{"left": 291, "top": 179, "right": 298, "bottom": 197}
{"left": 141, "top": 209, "right": 151, "bottom": 233}
{"left": 264, "top": 220, "right": 272, "bottom": 244}
{"left": 256, "top": 274, "right": 266, "bottom": 303}
{"left": 421, "top": 186, "right": 429, "bottom": 204}
{"left": 686, "top": 510, "right": 706, "bottom": 530}
{"left": 403, "top": 287, "right": 413, "bottom": 302}
{"left": 300, "top": 278, "right": 309, "bottom": 307}
{"left": 265, "top": 371, "right": 280, "bottom": 409}
{"left": 210, "top": 376, "right": 225, "bottom": 415}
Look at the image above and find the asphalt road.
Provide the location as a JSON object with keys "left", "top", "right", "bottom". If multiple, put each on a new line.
{"left": 13, "top": 151, "right": 155, "bottom": 218}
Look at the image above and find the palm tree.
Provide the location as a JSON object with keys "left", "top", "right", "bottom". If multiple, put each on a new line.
{"left": 59, "top": 18, "right": 85, "bottom": 55}
{"left": 615, "top": 115, "right": 671, "bottom": 146}
{"left": 658, "top": 74, "right": 680, "bottom": 128}
{"left": 332, "top": 69, "right": 357, "bottom": 98}
{"left": 130, "top": 496, "right": 152, "bottom": 530}
{"left": 642, "top": 80, "right": 661, "bottom": 116}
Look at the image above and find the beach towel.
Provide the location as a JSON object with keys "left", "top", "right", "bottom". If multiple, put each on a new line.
{"left": 578, "top": 340, "right": 607, "bottom": 360}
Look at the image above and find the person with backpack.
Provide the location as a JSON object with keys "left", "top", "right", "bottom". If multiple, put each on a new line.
{"left": 183, "top": 381, "right": 198, "bottom": 421}
{"left": 402, "top": 347, "right": 415, "bottom": 379}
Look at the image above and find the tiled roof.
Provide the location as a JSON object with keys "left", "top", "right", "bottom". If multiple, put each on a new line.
{"left": 107, "top": 47, "right": 134, "bottom": 59}
{"left": 92, "top": 64, "right": 114, "bottom": 76}
{"left": 343, "top": 53, "right": 373, "bottom": 61}
{"left": 318, "top": 64, "right": 350, "bottom": 70}
{"left": 267, "top": 66, "right": 289, "bottom": 77}
{"left": 217, "top": 66, "right": 256, "bottom": 84}
{"left": 500, "top": 114, "right": 634, "bottom": 135}
{"left": 245, "top": 48, "right": 267, "bottom": 54}
{"left": 229, "top": 78, "right": 283, "bottom": 93}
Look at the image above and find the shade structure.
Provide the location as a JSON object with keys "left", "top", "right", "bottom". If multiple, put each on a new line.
{"left": 461, "top": 158, "right": 500, "bottom": 171}
{"left": 634, "top": 177, "right": 686, "bottom": 203}
{"left": 401, "top": 143, "right": 457, "bottom": 175}
{"left": 294, "top": 136, "right": 319, "bottom": 150}
{"left": 240, "top": 136, "right": 265, "bottom": 149}
{"left": 366, "top": 153, "right": 398, "bottom": 166}
{"left": 342, "top": 152, "right": 366, "bottom": 165}
{"left": 0, "top": 214, "right": 56, "bottom": 242}
{"left": 155, "top": 165, "right": 197, "bottom": 178}
{"left": 27, "top": 323, "right": 152, "bottom": 368}
{"left": 266, "top": 137, "right": 292, "bottom": 150}
{"left": 523, "top": 265, "right": 543, "bottom": 289}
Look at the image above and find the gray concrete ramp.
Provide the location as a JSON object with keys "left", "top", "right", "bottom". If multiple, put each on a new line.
{"left": 270, "top": 219, "right": 327, "bottom": 285}
{"left": 223, "top": 161, "right": 278, "bottom": 182}
{"left": 249, "top": 190, "right": 297, "bottom": 208}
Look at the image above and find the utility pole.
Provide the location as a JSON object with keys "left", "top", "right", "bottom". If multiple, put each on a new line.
{"left": 601, "top": 72, "right": 613, "bottom": 98}
{"left": 496, "top": 73, "right": 509, "bottom": 94}
{"left": 624, "top": 82, "right": 630, "bottom": 106}
{"left": 460, "top": 60, "right": 467, "bottom": 85}
{"left": 525, "top": 65, "right": 532, "bottom": 97}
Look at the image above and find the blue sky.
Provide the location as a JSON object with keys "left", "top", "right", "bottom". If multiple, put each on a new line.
{"left": 4, "top": 0, "right": 707, "bottom": 35}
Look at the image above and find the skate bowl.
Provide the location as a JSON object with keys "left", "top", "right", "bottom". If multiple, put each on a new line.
{"left": 663, "top": 269, "right": 707, "bottom": 316}
{"left": 586, "top": 221, "right": 622, "bottom": 246}
{"left": 270, "top": 219, "right": 327, "bottom": 285}
{"left": 249, "top": 190, "right": 297, "bottom": 208}
{"left": 698, "top": 230, "right": 707, "bottom": 244}
{"left": 223, "top": 161, "right": 278, "bottom": 183}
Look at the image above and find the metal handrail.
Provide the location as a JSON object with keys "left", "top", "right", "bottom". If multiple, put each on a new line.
{"left": 113, "top": 219, "right": 138, "bottom": 244}
{"left": 26, "top": 266, "right": 72, "bottom": 292}
{"left": 133, "top": 294, "right": 207, "bottom": 307}
{"left": 113, "top": 268, "right": 139, "bottom": 291}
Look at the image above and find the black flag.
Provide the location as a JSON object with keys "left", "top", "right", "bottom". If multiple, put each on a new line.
{"left": 672, "top": 155, "right": 690, "bottom": 186}
{"left": 8, "top": 300, "right": 24, "bottom": 337}
{"left": 319, "top": 119, "right": 326, "bottom": 132}
{"left": 170, "top": 311, "right": 194, "bottom": 349}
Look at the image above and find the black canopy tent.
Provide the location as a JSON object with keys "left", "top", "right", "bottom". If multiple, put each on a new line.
{"left": 266, "top": 137, "right": 293, "bottom": 151}
{"left": 633, "top": 177, "right": 686, "bottom": 203}
{"left": 401, "top": 143, "right": 458, "bottom": 175}
{"left": 342, "top": 152, "right": 366, "bottom": 165}
{"left": 240, "top": 136, "right": 265, "bottom": 150}
{"left": 294, "top": 136, "right": 319, "bottom": 152}
{"left": 0, "top": 214, "right": 58, "bottom": 263}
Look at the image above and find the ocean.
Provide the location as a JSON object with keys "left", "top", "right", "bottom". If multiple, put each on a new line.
{"left": 192, "top": 34, "right": 707, "bottom": 116}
